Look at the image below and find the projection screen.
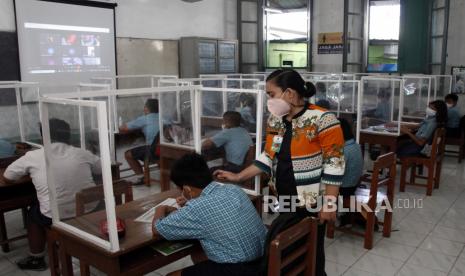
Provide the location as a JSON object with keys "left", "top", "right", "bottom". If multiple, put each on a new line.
{"left": 15, "top": 0, "right": 116, "bottom": 85}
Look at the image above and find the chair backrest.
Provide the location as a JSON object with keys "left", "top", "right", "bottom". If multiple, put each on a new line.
{"left": 243, "top": 144, "right": 256, "bottom": 166}
{"left": 430, "top": 128, "right": 446, "bottom": 160}
{"left": 460, "top": 115, "right": 465, "bottom": 139}
{"left": 267, "top": 217, "right": 318, "bottom": 276}
{"left": 75, "top": 180, "right": 133, "bottom": 216}
{"left": 367, "top": 152, "right": 396, "bottom": 211}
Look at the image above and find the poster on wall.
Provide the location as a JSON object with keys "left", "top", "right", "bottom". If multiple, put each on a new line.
{"left": 317, "top": 32, "right": 343, "bottom": 54}
{"left": 451, "top": 66, "right": 465, "bottom": 94}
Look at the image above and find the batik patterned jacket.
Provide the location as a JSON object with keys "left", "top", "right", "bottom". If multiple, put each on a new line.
{"left": 254, "top": 104, "right": 345, "bottom": 206}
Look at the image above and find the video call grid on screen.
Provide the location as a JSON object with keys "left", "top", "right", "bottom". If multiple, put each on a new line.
{"left": 15, "top": 0, "right": 116, "bottom": 84}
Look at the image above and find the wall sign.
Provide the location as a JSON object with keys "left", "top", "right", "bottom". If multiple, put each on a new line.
{"left": 317, "top": 32, "right": 344, "bottom": 54}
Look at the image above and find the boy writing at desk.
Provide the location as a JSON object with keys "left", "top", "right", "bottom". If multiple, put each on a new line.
{"left": 119, "top": 99, "right": 160, "bottom": 185}
{"left": 3, "top": 119, "right": 101, "bottom": 271}
{"left": 152, "top": 153, "right": 266, "bottom": 276}
{"left": 201, "top": 111, "right": 253, "bottom": 173}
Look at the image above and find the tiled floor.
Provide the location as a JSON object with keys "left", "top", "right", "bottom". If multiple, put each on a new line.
{"left": 1, "top": 155, "right": 465, "bottom": 275}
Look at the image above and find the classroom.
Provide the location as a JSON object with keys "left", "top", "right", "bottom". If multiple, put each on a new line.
{"left": 0, "top": 0, "right": 465, "bottom": 275}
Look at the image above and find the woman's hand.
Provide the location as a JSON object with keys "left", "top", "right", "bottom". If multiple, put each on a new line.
{"left": 213, "top": 170, "right": 240, "bottom": 183}
{"left": 319, "top": 204, "right": 337, "bottom": 223}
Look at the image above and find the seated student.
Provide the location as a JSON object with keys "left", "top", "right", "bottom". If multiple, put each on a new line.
{"left": 338, "top": 118, "right": 363, "bottom": 198}
{"left": 152, "top": 153, "right": 266, "bottom": 276}
{"left": 445, "top": 94, "right": 462, "bottom": 138}
{"left": 119, "top": 99, "right": 160, "bottom": 184}
{"left": 3, "top": 119, "right": 101, "bottom": 271}
{"left": 202, "top": 111, "right": 253, "bottom": 173}
{"left": 0, "top": 138, "right": 15, "bottom": 158}
{"left": 397, "top": 100, "right": 448, "bottom": 158}
{"left": 374, "top": 89, "right": 392, "bottom": 122}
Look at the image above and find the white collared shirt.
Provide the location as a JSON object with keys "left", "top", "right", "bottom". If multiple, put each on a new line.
{"left": 4, "top": 143, "right": 101, "bottom": 218}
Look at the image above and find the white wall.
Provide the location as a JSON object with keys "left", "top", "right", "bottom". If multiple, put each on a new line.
{"left": 0, "top": 0, "right": 237, "bottom": 39}
{"left": 0, "top": 0, "right": 15, "bottom": 31}
{"left": 311, "top": 0, "right": 344, "bottom": 72}
{"left": 116, "top": 0, "right": 237, "bottom": 40}
{"left": 446, "top": 0, "right": 465, "bottom": 73}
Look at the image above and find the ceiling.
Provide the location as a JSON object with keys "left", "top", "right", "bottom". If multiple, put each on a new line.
{"left": 268, "top": 0, "right": 307, "bottom": 10}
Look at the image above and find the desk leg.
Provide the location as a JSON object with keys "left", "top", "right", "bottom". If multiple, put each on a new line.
{"left": 58, "top": 244, "right": 74, "bottom": 276}
{"left": 0, "top": 212, "right": 10, "bottom": 252}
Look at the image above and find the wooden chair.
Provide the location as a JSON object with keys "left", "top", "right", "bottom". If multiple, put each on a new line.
{"left": 400, "top": 128, "right": 446, "bottom": 196}
{"left": 326, "top": 152, "right": 396, "bottom": 250}
{"left": 240, "top": 145, "right": 257, "bottom": 190}
{"left": 48, "top": 181, "right": 133, "bottom": 276}
{"left": 445, "top": 115, "right": 465, "bottom": 163}
{"left": 268, "top": 217, "right": 318, "bottom": 276}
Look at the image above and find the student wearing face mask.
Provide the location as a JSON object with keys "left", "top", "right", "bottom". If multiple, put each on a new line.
{"left": 152, "top": 153, "right": 266, "bottom": 276}
{"left": 397, "top": 100, "right": 448, "bottom": 157}
{"left": 202, "top": 111, "right": 253, "bottom": 173}
{"left": 215, "top": 69, "right": 345, "bottom": 276}
{"left": 445, "top": 94, "right": 462, "bottom": 138}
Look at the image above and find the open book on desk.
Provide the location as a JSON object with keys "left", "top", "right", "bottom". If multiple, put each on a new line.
{"left": 134, "top": 198, "right": 179, "bottom": 223}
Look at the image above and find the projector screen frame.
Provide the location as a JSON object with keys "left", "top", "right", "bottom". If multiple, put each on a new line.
{"left": 13, "top": 0, "right": 118, "bottom": 82}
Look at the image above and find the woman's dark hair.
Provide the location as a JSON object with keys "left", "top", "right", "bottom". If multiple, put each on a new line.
{"left": 338, "top": 117, "right": 354, "bottom": 141}
{"left": 430, "top": 100, "right": 448, "bottom": 125}
{"left": 266, "top": 69, "right": 316, "bottom": 98}
{"left": 49, "top": 118, "right": 71, "bottom": 144}
{"left": 170, "top": 153, "right": 213, "bottom": 189}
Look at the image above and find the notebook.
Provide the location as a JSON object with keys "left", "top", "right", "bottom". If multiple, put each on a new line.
{"left": 151, "top": 241, "right": 193, "bottom": 256}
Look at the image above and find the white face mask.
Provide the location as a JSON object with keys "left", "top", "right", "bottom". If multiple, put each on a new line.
{"left": 267, "top": 91, "right": 291, "bottom": 117}
{"left": 426, "top": 107, "right": 436, "bottom": 117}
{"left": 446, "top": 103, "right": 454, "bottom": 109}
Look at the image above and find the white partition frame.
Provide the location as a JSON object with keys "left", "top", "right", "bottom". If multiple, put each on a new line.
{"left": 0, "top": 81, "right": 41, "bottom": 147}
{"left": 39, "top": 97, "right": 119, "bottom": 252}
{"left": 158, "top": 87, "right": 203, "bottom": 154}
{"left": 51, "top": 86, "right": 202, "bottom": 162}
{"left": 431, "top": 75, "right": 453, "bottom": 99}
{"left": 357, "top": 77, "right": 405, "bottom": 143}
{"left": 198, "top": 87, "right": 265, "bottom": 195}
{"left": 310, "top": 80, "right": 361, "bottom": 117}
{"left": 401, "top": 75, "right": 433, "bottom": 116}
{"left": 91, "top": 74, "right": 178, "bottom": 89}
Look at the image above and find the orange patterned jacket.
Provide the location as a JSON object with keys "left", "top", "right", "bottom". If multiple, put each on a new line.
{"left": 254, "top": 104, "right": 345, "bottom": 205}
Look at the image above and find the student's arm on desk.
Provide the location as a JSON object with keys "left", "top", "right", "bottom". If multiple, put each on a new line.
{"left": 152, "top": 205, "right": 178, "bottom": 238}
{"left": 2, "top": 157, "right": 30, "bottom": 184}
{"left": 152, "top": 203, "right": 205, "bottom": 240}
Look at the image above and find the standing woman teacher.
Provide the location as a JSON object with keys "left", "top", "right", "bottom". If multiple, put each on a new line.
{"left": 215, "top": 69, "right": 345, "bottom": 276}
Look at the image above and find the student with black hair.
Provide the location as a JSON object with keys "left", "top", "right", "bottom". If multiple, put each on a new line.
{"left": 119, "top": 98, "right": 160, "bottom": 184}
{"left": 202, "top": 111, "right": 253, "bottom": 173}
{"left": 152, "top": 153, "right": 266, "bottom": 276}
{"left": 445, "top": 94, "right": 462, "bottom": 138}
{"left": 215, "top": 69, "right": 345, "bottom": 276}
{"left": 3, "top": 119, "right": 101, "bottom": 271}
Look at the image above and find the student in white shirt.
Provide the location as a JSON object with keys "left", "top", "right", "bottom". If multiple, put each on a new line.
{"left": 3, "top": 119, "right": 101, "bottom": 271}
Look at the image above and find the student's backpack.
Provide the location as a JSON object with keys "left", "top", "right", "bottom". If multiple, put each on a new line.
{"left": 259, "top": 212, "right": 304, "bottom": 276}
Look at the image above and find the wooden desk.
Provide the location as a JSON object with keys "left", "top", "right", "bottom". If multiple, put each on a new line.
{"left": 54, "top": 189, "right": 199, "bottom": 276}
{"left": 359, "top": 131, "right": 403, "bottom": 154}
{"left": 0, "top": 167, "right": 37, "bottom": 252}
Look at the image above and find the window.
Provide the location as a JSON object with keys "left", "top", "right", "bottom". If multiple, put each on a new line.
{"left": 265, "top": 0, "right": 309, "bottom": 69}
{"left": 367, "top": 0, "right": 400, "bottom": 72}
